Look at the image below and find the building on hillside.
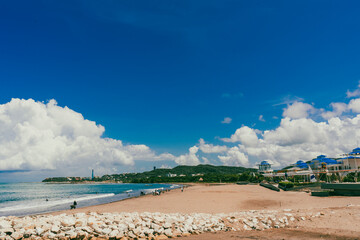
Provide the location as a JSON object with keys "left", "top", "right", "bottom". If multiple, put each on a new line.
{"left": 166, "top": 173, "right": 177, "bottom": 177}
{"left": 340, "top": 148, "right": 360, "bottom": 170}
{"left": 295, "top": 160, "right": 308, "bottom": 169}
{"left": 264, "top": 148, "right": 360, "bottom": 179}
{"left": 191, "top": 173, "right": 204, "bottom": 177}
{"left": 257, "top": 161, "right": 273, "bottom": 177}
{"left": 308, "top": 155, "right": 341, "bottom": 171}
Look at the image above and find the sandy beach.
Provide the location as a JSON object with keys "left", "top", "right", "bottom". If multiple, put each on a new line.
{"left": 47, "top": 183, "right": 360, "bottom": 239}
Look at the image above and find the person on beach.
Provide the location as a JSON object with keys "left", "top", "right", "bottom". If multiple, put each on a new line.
{"left": 70, "top": 200, "right": 77, "bottom": 209}
{"left": 181, "top": 187, "right": 184, "bottom": 192}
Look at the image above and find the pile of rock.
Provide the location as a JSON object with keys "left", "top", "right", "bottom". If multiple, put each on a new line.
{"left": 0, "top": 210, "right": 322, "bottom": 239}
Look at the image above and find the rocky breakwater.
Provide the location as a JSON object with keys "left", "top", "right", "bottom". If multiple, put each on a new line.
{"left": 0, "top": 210, "right": 323, "bottom": 239}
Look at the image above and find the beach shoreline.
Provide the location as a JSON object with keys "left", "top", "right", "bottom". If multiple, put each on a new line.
{"left": 2, "top": 183, "right": 360, "bottom": 239}
{"left": 0, "top": 182, "right": 178, "bottom": 218}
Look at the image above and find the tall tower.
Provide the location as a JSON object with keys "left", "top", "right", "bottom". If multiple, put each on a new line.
{"left": 92, "top": 169, "right": 94, "bottom": 180}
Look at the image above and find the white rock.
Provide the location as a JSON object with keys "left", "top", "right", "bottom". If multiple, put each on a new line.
{"left": 101, "top": 228, "right": 112, "bottom": 235}
{"left": 35, "top": 227, "right": 44, "bottom": 235}
{"left": 0, "top": 221, "right": 11, "bottom": 229}
{"left": 164, "top": 228, "right": 173, "bottom": 237}
{"left": 10, "top": 232, "right": 22, "bottom": 240}
{"left": 127, "top": 231, "right": 136, "bottom": 238}
{"left": 109, "top": 229, "right": 119, "bottom": 238}
{"left": 61, "top": 218, "right": 75, "bottom": 227}
{"left": 163, "top": 222, "right": 172, "bottom": 229}
{"left": 75, "top": 213, "right": 86, "bottom": 218}
{"left": 50, "top": 225, "right": 60, "bottom": 233}
{"left": 128, "top": 222, "right": 135, "bottom": 230}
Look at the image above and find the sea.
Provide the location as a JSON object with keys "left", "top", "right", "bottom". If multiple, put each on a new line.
{"left": 0, "top": 182, "right": 178, "bottom": 217}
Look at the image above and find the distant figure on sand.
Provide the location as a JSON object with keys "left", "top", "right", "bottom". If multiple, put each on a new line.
{"left": 181, "top": 187, "right": 184, "bottom": 192}
{"left": 70, "top": 200, "right": 77, "bottom": 209}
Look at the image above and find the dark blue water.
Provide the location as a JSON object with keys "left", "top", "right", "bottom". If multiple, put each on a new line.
{"left": 0, "top": 182, "right": 178, "bottom": 216}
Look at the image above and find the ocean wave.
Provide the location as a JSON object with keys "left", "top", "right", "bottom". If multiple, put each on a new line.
{"left": 0, "top": 193, "right": 115, "bottom": 212}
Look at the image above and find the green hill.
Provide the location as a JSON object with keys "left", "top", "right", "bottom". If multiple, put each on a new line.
{"left": 149, "top": 164, "right": 256, "bottom": 175}
{"left": 43, "top": 164, "right": 259, "bottom": 183}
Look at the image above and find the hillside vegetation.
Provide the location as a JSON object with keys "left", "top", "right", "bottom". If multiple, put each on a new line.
{"left": 43, "top": 164, "right": 260, "bottom": 183}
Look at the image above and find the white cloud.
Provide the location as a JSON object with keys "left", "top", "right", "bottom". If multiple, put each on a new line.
{"left": 321, "top": 102, "right": 348, "bottom": 119}
{"left": 347, "top": 89, "right": 360, "bottom": 98}
{"left": 159, "top": 164, "right": 171, "bottom": 169}
{"left": 259, "top": 115, "right": 265, "bottom": 122}
{"left": 221, "top": 117, "right": 232, "bottom": 124}
{"left": 222, "top": 115, "right": 360, "bottom": 167}
{"left": 175, "top": 146, "right": 200, "bottom": 165}
{"left": 346, "top": 81, "right": 360, "bottom": 98}
{"left": 222, "top": 126, "right": 259, "bottom": 147}
{"left": 198, "top": 138, "right": 227, "bottom": 153}
{"left": 272, "top": 95, "right": 304, "bottom": 106}
{"left": 282, "top": 101, "right": 315, "bottom": 119}
{"left": 348, "top": 98, "right": 360, "bottom": 113}
{"left": 0, "top": 99, "right": 174, "bottom": 174}
{"left": 201, "top": 157, "right": 210, "bottom": 164}
{"left": 213, "top": 84, "right": 360, "bottom": 168}
{"left": 218, "top": 146, "right": 249, "bottom": 166}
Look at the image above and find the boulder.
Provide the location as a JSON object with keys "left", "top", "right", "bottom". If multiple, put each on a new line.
{"left": 10, "top": 232, "right": 22, "bottom": 240}
{"left": 0, "top": 221, "right": 11, "bottom": 230}
{"left": 164, "top": 228, "right": 173, "bottom": 237}
{"left": 51, "top": 225, "right": 60, "bottom": 233}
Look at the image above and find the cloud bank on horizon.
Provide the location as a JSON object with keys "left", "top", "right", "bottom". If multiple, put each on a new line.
{"left": 176, "top": 82, "right": 360, "bottom": 168}
{"left": 2, "top": 83, "right": 360, "bottom": 175}
{"left": 0, "top": 99, "right": 175, "bottom": 176}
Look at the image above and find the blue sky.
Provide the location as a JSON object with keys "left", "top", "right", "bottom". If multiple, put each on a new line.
{"left": 2, "top": 1, "right": 360, "bottom": 181}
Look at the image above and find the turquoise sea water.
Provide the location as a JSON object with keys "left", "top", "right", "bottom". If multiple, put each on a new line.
{"left": 0, "top": 182, "right": 177, "bottom": 216}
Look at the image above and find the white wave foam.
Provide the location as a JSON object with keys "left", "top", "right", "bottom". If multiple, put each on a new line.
{"left": 0, "top": 193, "right": 115, "bottom": 212}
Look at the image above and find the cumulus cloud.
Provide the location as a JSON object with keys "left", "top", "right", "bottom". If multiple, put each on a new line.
{"left": 218, "top": 146, "right": 249, "bottom": 166}
{"left": 213, "top": 83, "right": 360, "bottom": 168}
{"left": 221, "top": 115, "right": 360, "bottom": 167}
{"left": 348, "top": 98, "right": 360, "bottom": 113}
{"left": 222, "top": 126, "right": 259, "bottom": 147}
{"left": 198, "top": 138, "right": 227, "bottom": 153}
{"left": 272, "top": 95, "right": 304, "bottom": 106}
{"left": 201, "top": 157, "right": 210, "bottom": 164}
{"left": 175, "top": 146, "right": 200, "bottom": 165}
{"left": 282, "top": 101, "right": 316, "bottom": 119}
{"left": 221, "top": 117, "right": 232, "bottom": 124}
{"left": 346, "top": 81, "right": 360, "bottom": 98}
{"left": 0, "top": 99, "right": 174, "bottom": 174}
{"left": 321, "top": 102, "right": 348, "bottom": 119}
